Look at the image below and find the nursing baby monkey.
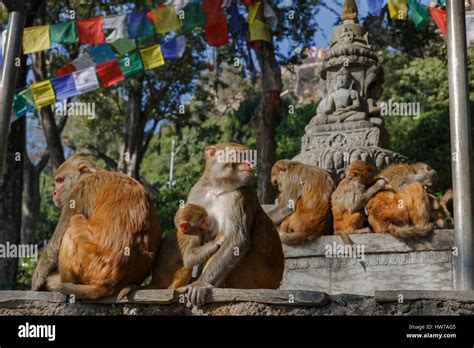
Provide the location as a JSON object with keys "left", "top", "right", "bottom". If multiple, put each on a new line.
{"left": 118, "top": 203, "right": 224, "bottom": 299}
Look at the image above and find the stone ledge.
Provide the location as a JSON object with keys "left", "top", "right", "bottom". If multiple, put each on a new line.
{"left": 375, "top": 290, "right": 474, "bottom": 303}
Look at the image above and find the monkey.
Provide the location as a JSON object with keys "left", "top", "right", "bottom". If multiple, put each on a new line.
{"left": 151, "top": 204, "right": 225, "bottom": 289}
{"left": 31, "top": 155, "right": 161, "bottom": 300}
{"left": 441, "top": 188, "right": 454, "bottom": 219}
{"left": 178, "top": 142, "right": 284, "bottom": 306}
{"left": 267, "top": 160, "right": 336, "bottom": 245}
{"left": 331, "top": 160, "right": 389, "bottom": 235}
{"left": 366, "top": 162, "right": 437, "bottom": 239}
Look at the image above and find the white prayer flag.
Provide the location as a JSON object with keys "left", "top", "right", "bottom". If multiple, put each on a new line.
{"left": 103, "top": 14, "right": 127, "bottom": 43}
{"left": 165, "top": 0, "right": 192, "bottom": 12}
{"left": 72, "top": 66, "right": 100, "bottom": 94}
{"left": 72, "top": 53, "right": 96, "bottom": 70}
{"left": 264, "top": 2, "right": 278, "bottom": 30}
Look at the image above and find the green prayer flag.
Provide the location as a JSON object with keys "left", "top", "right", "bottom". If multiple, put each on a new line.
{"left": 19, "top": 88, "right": 36, "bottom": 108}
{"left": 408, "top": 0, "right": 428, "bottom": 28}
{"left": 111, "top": 38, "right": 137, "bottom": 55}
{"left": 13, "top": 94, "right": 28, "bottom": 117}
{"left": 50, "top": 22, "right": 77, "bottom": 44}
{"left": 182, "top": 2, "right": 206, "bottom": 32}
{"left": 119, "top": 51, "right": 144, "bottom": 77}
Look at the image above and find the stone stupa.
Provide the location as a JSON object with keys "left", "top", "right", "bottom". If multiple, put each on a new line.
{"left": 293, "top": 0, "right": 406, "bottom": 178}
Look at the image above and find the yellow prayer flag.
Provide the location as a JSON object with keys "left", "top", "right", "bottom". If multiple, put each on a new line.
{"left": 23, "top": 25, "right": 51, "bottom": 54}
{"left": 30, "top": 80, "right": 55, "bottom": 108}
{"left": 140, "top": 44, "right": 165, "bottom": 70}
{"left": 151, "top": 6, "right": 181, "bottom": 34}
{"left": 250, "top": 20, "right": 271, "bottom": 42}
{"left": 388, "top": 0, "right": 408, "bottom": 20}
{"left": 248, "top": 2, "right": 261, "bottom": 24}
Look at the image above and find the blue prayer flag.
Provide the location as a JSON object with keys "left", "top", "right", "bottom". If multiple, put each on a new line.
{"left": 230, "top": 2, "right": 243, "bottom": 34}
{"left": 161, "top": 36, "right": 186, "bottom": 61}
{"left": 89, "top": 43, "right": 116, "bottom": 64}
{"left": 51, "top": 74, "right": 78, "bottom": 101}
{"left": 126, "top": 11, "right": 155, "bottom": 39}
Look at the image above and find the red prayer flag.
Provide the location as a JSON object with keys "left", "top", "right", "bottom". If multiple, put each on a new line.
{"left": 76, "top": 17, "right": 106, "bottom": 44}
{"left": 202, "top": 0, "right": 229, "bottom": 46}
{"left": 96, "top": 60, "right": 124, "bottom": 88}
{"left": 429, "top": 6, "right": 447, "bottom": 37}
{"left": 241, "top": 0, "right": 253, "bottom": 8}
{"left": 56, "top": 63, "right": 76, "bottom": 77}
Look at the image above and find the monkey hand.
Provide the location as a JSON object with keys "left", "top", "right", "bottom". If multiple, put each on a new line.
{"left": 178, "top": 280, "right": 213, "bottom": 307}
{"left": 214, "top": 232, "right": 226, "bottom": 247}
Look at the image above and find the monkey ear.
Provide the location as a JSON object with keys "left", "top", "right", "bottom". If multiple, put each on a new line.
{"left": 277, "top": 162, "right": 289, "bottom": 172}
{"left": 205, "top": 146, "right": 217, "bottom": 160}
{"left": 78, "top": 163, "right": 97, "bottom": 174}
{"left": 179, "top": 221, "right": 190, "bottom": 234}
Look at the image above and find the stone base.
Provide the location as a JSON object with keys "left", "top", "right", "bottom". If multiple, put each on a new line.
{"left": 281, "top": 230, "right": 455, "bottom": 296}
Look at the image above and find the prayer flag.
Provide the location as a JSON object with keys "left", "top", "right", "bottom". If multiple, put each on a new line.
{"left": 72, "top": 66, "right": 100, "bottom": 94}
{"left": 50, "top": 22, "right": 77, "bottom": 44}
{"left": 182, "top": 2, "right": 207, "bottom": 32}
{"left": 56, "top": 63, "right": 76, "bottom": 77}
{"left": 367, "top": 0, "right": 384, "bottom": 16}
{"left": 96, "top": 60, "right": 124, "bottom": 88}
{"left": 102, "top": 14, "right": 127, "bottom": 42}
{"left": 248, "top": 2, "right": 261, "bottom": 24}
{"left": 241, "top": 0, "right": 253, "bottom": 8}
{"left": 150, "top": 6, "right": 181, "bottom": 34}
{"left": 72, "top": 53, "right": 95, "bottom": 70}
{"left": 23, "top": 25, "right": 50, "bottom": 54}
{"left": 161, "top": 36, "right": 186, "bottom": 61}
{"left": 202, "top": 0, "right": 229, "bottom": 47}
{"left": 263, "top": 2, "right": 278, "bottom": 30}
{"left": 30, "top": 80, "right": 56, "bottom": 108}
{"left": 230, "top": 2, "right": 243, "bottom": 34}
{"left": 51, "top": 73, "right": 78, "bottom": 100}
{"left": 111, "top": 38, "right": 137, "bottom": 55}
{"left": 388, "top": 0, "right": 408, "bottom": 20}
{"left": 165, "top": 0, "right": 192, "bottom": 12}
{"left": 250, "top": 19, "right": 271, "bottom": 42}
{"left": 89, "top": 43, "right": 116, "bottom": 64}
{"left": 76, "top": 17, "right": 106, "bottom": 44}
{"left": 127, "top": 11, "right": 155, "bottom": 39}
{"left": 19, "top": 88, "right": 36, "bottom": 108}
{"left": 13, "top": 94, "right": 28, "bottom": 117}
{"left": 119, "top": 51, "right": 144, "bottom": 77}
{"left": 408, "top": 0, "right": 428, "bottom": 28}
{"left": 429, "top": 6, "right": 447, "bottom": 37}
{"left": 140, "top": 44, "right": 165, "bottom": 70}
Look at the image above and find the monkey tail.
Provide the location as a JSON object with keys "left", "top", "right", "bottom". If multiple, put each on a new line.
{"left": 388, "top": 223, "right": 434, "bottom": 239}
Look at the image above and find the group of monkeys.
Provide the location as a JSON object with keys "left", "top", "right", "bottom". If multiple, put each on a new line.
{"left": 28, "top": 142, "right": 453, "bottom": 306}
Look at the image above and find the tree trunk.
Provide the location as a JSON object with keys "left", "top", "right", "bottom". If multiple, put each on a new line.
{"left": 118, "top": 80, "right": 145, "bottom": 178}
{"left": 249, "top": 1, "right": 283, "bottom": 203}
{"left": 21, "top": 155, "right": 49, "bottom": 244}
{"left": 0, "top": 118, "right": 25, "bottom": 289}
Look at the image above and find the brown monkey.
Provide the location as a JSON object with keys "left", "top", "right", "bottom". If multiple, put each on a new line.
{"left": 267, "top": 160, "right": 336, "bottom": 245}
{"left": 366, "top": 162, "right": 436, "bottom": 238}
{"left": 151, "top": 204, "right": 225, "bottom": 289}
{"left": 31, "top": 156, "right": 161, "bottom": 300}
{"left": 331, "top": 160, "right": 388, "bottom": 235}
{"left": 441, "top": 188, "right": 454, "bottom": 219}
{"left": 180, "top": 142, "right": 284, "bottom": 306}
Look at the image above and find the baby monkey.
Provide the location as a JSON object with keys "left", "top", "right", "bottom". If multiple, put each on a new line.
{"left": 331, "top": 160, "right": 389, "bottom": 236}
{"left": 117, "top": 204, "right": 224, "bottom": 300}
{"left": 150, "top": 203, "right": 225, "bottom": 289}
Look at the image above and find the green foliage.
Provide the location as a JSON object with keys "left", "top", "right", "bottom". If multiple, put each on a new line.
{"left": 37, "top": 171, "right": 61, "bottom": 242}
{"left": 276, "top": 103, "right": 317, "bottom": 159}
